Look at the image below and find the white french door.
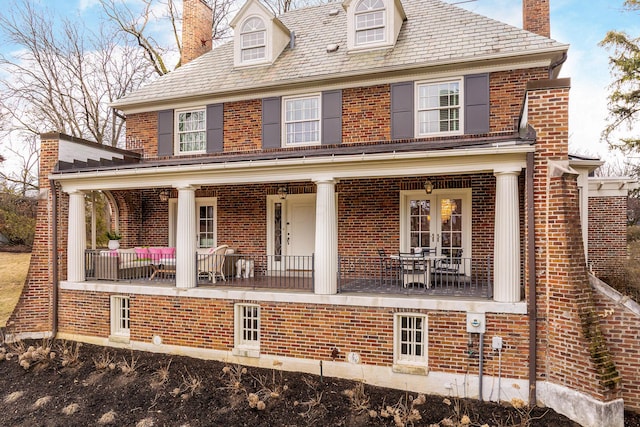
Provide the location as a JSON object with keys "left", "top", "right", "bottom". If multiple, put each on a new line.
{"left": 400, "top": 189, "right": 471, "bottom": 260}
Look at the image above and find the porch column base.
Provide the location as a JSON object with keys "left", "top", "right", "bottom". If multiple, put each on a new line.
{"left": 176, "top": 186, "right": 197, "bottom": 288}
{"left": 68, "top": 191, "right": 86, "bottom": 282}
{"left": 494, "top": 170, "right": 521, "bottom": 302}
{"left": 314, "top": 179, "right": 337, "bottom": 295}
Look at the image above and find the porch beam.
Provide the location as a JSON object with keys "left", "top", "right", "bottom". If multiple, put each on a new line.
{"left": 67, "top": 191, "right": 86, "bottom": 282}
{"left": 314, "top": 178, "right": 338, "bottom": 295}
{"left": 176, "top": 186, "right": 197, "bottom": 288}
{"left": 493, "top": 170, "right": 521, "bottom": 302}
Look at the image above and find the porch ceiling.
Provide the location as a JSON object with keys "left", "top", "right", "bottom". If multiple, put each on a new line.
{"left": 52, "top": 143, "right": 534, "bottom": 192}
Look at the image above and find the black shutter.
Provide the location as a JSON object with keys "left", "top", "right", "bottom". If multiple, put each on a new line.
{"left": 391, "top": 82, "right": 414, "bottom": 140}
{"left": 262, "top": 97, "right": 282, "bottom": 149}
{"left": 464, "top": 73, "right": 490, "bottom": 134}
{"left": 206, "top": 103, "right": 223, "bottom": 153}
{"left": 157, "top": 109, "right": 174, "bottom": 156}
{"left": 322, "top": 90, "right": 342, "bottom": 145}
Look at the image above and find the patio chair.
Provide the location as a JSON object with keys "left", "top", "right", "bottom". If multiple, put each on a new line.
{"left": 398, "top": 251, "right": 429, "bottom": 288}
{"left": 433, "top": 249, "right": 464, "bottom": 274}
{"left": 377, "top": 248, "right": 398, "bottom": 285}
{"left": 197, "top": 244, "right": 229, "bottom": 283}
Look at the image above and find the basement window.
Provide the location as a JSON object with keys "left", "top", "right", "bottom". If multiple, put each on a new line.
{"left": 110, "top": 296, "right": 130, "bottom": 343}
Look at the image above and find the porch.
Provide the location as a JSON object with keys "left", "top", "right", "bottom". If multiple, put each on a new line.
{"left": 83, "top": 250, "right": 493, "bottom": 298}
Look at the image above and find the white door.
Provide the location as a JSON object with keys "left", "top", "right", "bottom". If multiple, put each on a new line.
{"left": 287, "top": 194, "right": 316, "bottom": 255}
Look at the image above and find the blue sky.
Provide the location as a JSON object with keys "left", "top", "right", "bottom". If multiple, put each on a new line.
{"left": 12, "top": 0, "right": 640, "bottom": 165}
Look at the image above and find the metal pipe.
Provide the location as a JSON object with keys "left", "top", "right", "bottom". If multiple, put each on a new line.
{"left": 50, "top": 179, "right": 59, "bottom": 339}
{"left": 526, "top": 151, "right": 537, "bottom": 406}
{"left": 479, "top": 332, "right": 484, "bottom": 401}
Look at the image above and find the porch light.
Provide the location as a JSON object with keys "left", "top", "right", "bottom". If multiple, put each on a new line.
{"left": 277, "top": 186, "right": 288, "bottom": 200}
{"left": 424, "top": 180, "right": 433, "bottom": 194}
{"left": 159, "top": 189, "right": 170, "bottom": 202}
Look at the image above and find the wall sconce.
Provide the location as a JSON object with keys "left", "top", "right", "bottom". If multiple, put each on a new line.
{"left": 159, "top": 189, "right": 170, "bottom": 202}
{"left": 424, "top": 180, "right": 434, "bottom": 195}
{"left": 277, "top": 186, "right": 288, "bottom": 200}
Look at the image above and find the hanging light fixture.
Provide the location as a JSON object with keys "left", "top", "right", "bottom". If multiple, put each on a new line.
{"left": 159, "top": 189, "right": 170, "bottom": 202}
{"left": 277, "top": 186, "right": 288, "bottom": 200}
{"left": 424, "top": 180, "right": 434, "bottom": 194}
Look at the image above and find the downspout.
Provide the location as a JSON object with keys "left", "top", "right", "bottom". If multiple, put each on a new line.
{"left": 526, "top": 152, "right": 536, "bottom": 406}
{"left": 50, "top": 179, "right": 58, "bottom": 339}
{"left": 548, "top": 52, "right": 567, "bottom": 79}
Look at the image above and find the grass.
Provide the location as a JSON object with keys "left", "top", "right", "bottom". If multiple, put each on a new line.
{"left": 0, "top": 252, "right": 30, "bottom": 327}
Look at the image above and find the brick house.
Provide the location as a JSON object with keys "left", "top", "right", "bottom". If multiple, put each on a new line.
{"left": 8, "top": 0, "right": 639, "bottom": 426}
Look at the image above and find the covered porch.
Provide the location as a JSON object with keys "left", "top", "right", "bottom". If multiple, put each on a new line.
{"left": 60, "top": 142, "right": 529, "bottom": 302}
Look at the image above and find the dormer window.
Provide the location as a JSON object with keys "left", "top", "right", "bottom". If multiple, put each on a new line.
{"left": 355, "top": 0, "right": 385, "bottom": 45}
{"left": 240, "top": 17, "right": 266, "bottom": 62}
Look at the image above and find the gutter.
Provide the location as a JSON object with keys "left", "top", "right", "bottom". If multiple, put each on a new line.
{"left": 50, "top": 179, "right": 59, "bottom": 339}
{"left": 526, "top": 152, "right": 537, "bottom": 406}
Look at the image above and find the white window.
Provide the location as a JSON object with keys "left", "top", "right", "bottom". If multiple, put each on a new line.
{"left": 355, "top": 0, "right": 385, "bottom": 45}
{"left": 241, "top": 17, "right": 266, "bottom": 62}
{"left": 175, "top": 108, "right": 206, "bottom": 154}
{"left": 394, "top": 313, "right": 427, "bottom": 366}
{"left": 283, "top": 94, "right": 321, "bottom": 146}
{"left": 416, "top": 80, "right": 462, "bottom": 136}
{"left": 233, "top": 304, "right": 260, "bottom": 357}
{"left": 110, "top": 296, "right": 130, "bottom": 341}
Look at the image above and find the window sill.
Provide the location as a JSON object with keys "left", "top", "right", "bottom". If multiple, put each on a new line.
{"left": 232, "top": 347, "right": 260, "bottom": 358}
{"left": 392, "top": 363, "right": 428, "bottom": 376}
{"left": 109, "top": 334, "right": 130, "bottom": 344}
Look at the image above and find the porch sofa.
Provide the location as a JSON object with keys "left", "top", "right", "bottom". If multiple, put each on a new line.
{"left": 94, "top": 247, "right": 175, "bottom": 280}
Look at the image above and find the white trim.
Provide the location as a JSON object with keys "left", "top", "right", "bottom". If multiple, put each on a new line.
{"left": 415, "top": 77, "right": 464, "bottom": 137}
{"left": 169, "top": 197, "right": 217, "bottom": 248}
{"left": 53, "top": 146, "right": 532, "bottom": 193}
{"left": 174, "top": 107, "right": 207, "bottom": 155}
{"left": 233, "top": 303, "right": 261, "bottom": 358}
{"left": 393, "top": 312, "right": 428, "bottom": 373}
{"left": 282, "top": 93, "right": 322, "bottom": 147}
{"left": 239, "top": 15, "right": 267, "bottom": 64}
{"left": 60, "top": 280, "right": 527, "bottom": 314}
{"left": 110, "top": 295, "right": 130, "bottom": 342}
{"left": 195, "top": 197, "right": 218, "bottom": 248}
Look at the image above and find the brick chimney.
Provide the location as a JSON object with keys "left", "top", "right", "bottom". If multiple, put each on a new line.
{"left": 181, "top": 0, "right": 213, "bottom": 65}
{"left": 523, "top": 0, "right": 550, "bottom": 38}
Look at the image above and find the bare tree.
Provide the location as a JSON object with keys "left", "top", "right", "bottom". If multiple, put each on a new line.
{"left": 0, "top": 0, "right": 155, "bottom": 146}
{"left": 0, "top": 134, "right": 39, "bottom": 196}
{"left": 99, "top": 0, "right": 235, "bottom": 75}
{"left": 263, "top": 0, "right": 327, "bottom": 15}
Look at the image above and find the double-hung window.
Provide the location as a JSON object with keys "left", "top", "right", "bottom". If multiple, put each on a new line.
{"left": 283, "top": 94, "right": 321, "bottom": 146}
{"left": 234, "top": 304, "right": 260, "bottom": 357}
{"left": 417, "top": 80, "right": 462, "bottom": 136}
{"left": 394, "top": 313, "right": 428, "bottom": 368}
{"left": 241, "top": 17, "right": 266, "bottom": 62}
{"left": 176, "top": 109, "right": 206, "bottom": 154}
{"left": 355, "top": 0, "right": 386, "bottom": 45}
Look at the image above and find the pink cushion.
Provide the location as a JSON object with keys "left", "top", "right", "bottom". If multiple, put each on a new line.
{"left": 160, "top": 247, "right": 176, "bottom": 258}
{"left": 148, "top": 247, "right": 163, "bottom": 262}
{"left": 109, "top": 250, "right": 119, "bottom": 257}
{"left": 134, "top": 247, "right": 150, "bottom": 259}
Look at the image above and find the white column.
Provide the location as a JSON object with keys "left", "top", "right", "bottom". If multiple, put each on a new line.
{"left": 176, "top": 186, "right": 197, "bottom": 288}
{"left": 494, "top": 171, "right": 521, "bottom": 302}
{"left": 314, "top": 179, "right": 338, "bottom": 295}
{"left": 67, "top": 191, "right": 86, "bottom": 282}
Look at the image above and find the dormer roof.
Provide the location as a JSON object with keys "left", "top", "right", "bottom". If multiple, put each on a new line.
{"left": 113, "top": 0, "right": 569, "bottom": 112}
{"left": 230, "top": 0, "right": 290, "bottom": 68}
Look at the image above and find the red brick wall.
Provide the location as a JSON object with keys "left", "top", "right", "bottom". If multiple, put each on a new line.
{"left": 216, "top": 184, "right": 268, "bottom": 254}
{"left": 223, "top": 99, "right": 262, "bottom": 152}
{"left": 126, "top": 111, "right": 158, "bottom": 158}
{"left": 523, "top": 0, "right": 550, "bottom": 38}
{"left": 57, "top": 290, "right": 530, "bottom": 379}
{"left": 489, "top": 68, "right": 547, "bottom": 133}
{"left": 588, "top": 196, "right": 627, "bottom": 279}
{"left": 342, "top": 85, "right": 391, "bottom": 143}
{"left": 595, "top": 292, "right": 640, "bottom": 410}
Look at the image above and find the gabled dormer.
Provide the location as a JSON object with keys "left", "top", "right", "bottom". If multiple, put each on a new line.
{"left": 231, "top": 0, "right": 291, "bottom": 68}
{"left": 344, "top": 0, "right": 406, "bottom": 52}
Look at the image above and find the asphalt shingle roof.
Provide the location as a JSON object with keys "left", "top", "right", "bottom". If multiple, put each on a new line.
{"left": 113, "top": 0, "right": 568, "bottom": 109}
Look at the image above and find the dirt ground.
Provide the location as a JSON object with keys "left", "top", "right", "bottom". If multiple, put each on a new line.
{"left": 1, "top": 340, "right": 636, "bottom": 427}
